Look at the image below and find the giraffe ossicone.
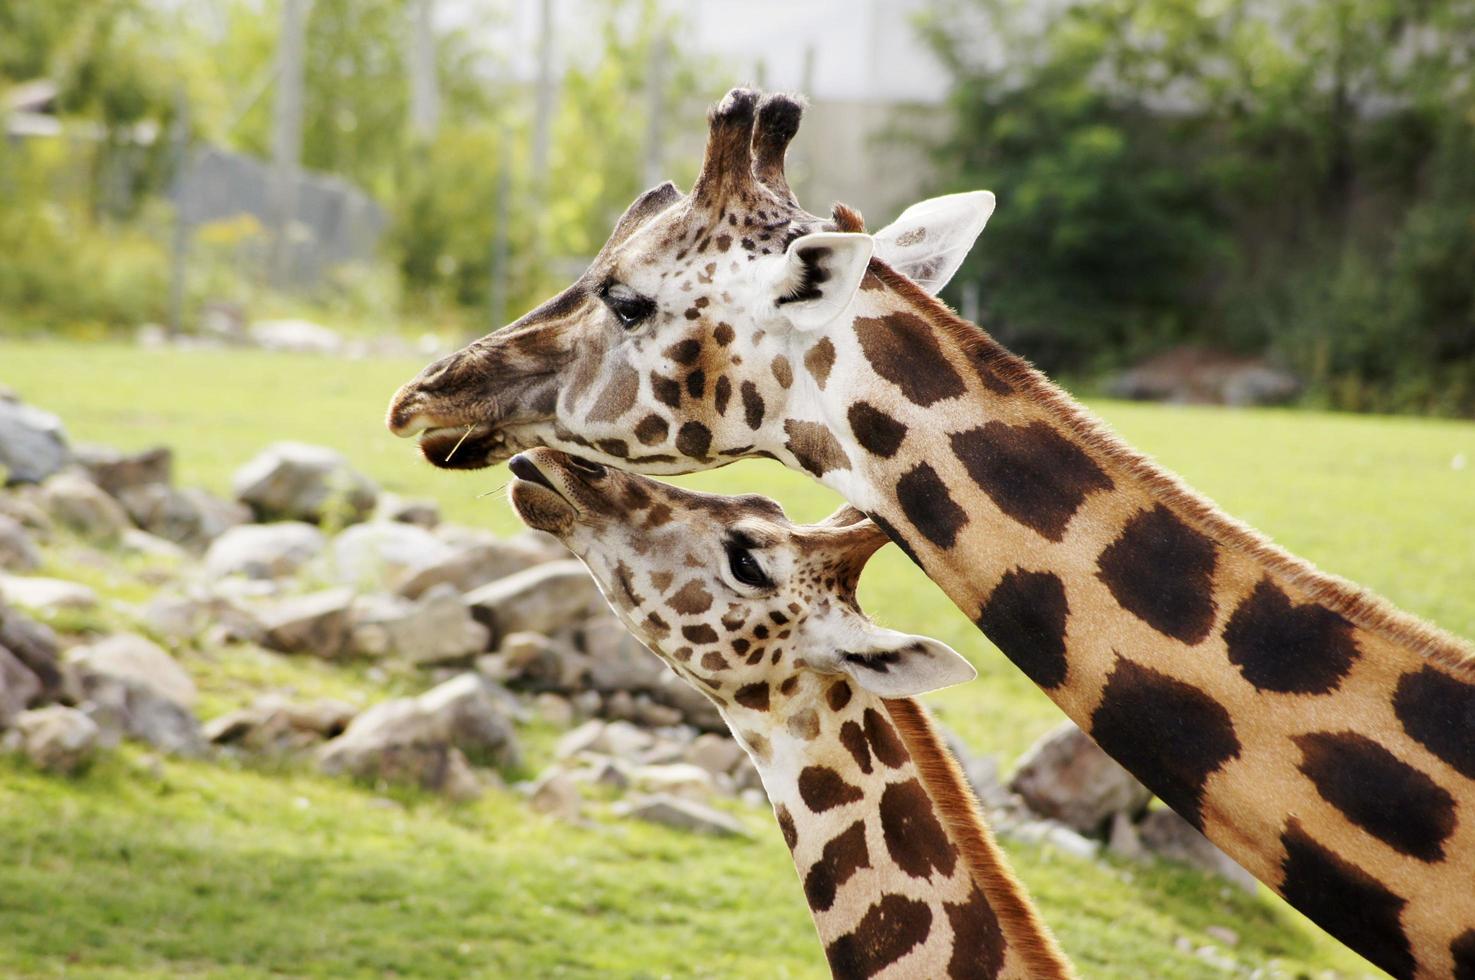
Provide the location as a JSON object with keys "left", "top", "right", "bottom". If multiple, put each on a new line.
{"left": 391, "top": 87, "right": 1475, "bottom": 978}
{"left": 506, "top": 447, "right": 1075, "bottom": 980}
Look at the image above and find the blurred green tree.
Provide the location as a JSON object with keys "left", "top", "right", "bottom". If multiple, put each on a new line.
{"left": 921, "top": 0, "right": 1475, "bottom": 414}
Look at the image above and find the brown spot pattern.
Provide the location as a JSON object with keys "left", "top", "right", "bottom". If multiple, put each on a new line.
{"left": 854, "top": 312, "right": 966, "bottom": 407}
{"left": 798, "top": 765, "right": 864, "bottom": 812}
{"left": 804, "top": 820, "right": 871, "bottom": 913}
{"left": 784, "top": 420, "right": 850, "bottom": 476}
{"left": 825, "top": 894, "right": 933, "bottom": 979}
{"left": 950, "top": 420, "right": 1113, "bottom": 542}
{"left": 734, "top": 682, "right": 770, "bottom": 711}
{"left": 1096, "top": 505, "right": 1218, "bottom": 645}
{"left": 880, "top": 779, "right": 958, "bottom": 879}
{"left": 847, "top": 401, "right": 908, "bottom": 458}
{"left": 804, "top": 338, "right": 836, "bottom": 388}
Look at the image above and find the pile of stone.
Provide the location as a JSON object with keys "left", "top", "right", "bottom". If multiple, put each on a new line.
{"left": 0, "top": 387, "right": 1254, "bottom": 873}
{"left": 949, "top": 721, "right": 1256, "bottom": 890}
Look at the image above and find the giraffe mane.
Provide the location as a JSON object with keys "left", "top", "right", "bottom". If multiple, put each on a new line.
{"left": 867, "top": 259, "right": 1475, "bottom": 679}
{"left": 884, "top": 697, "right": 1077, "bottom": 979}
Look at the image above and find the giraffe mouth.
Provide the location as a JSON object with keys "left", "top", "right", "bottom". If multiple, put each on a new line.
{"left": 507, "top": 453, "right": 578, "bottom": 534}
{"left": 416, "top": 424, "right": 528, "bottom": 470}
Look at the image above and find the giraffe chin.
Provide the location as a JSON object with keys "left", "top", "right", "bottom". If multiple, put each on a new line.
{"left": 507, "top": 479, "right": 577, "bottom": 536}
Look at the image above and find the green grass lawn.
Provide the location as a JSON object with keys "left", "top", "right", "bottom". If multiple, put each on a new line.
{"left": 3, "top": 339, "right": 1471, "bottom": 978}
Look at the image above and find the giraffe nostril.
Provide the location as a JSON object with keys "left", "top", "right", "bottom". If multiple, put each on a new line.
{"left": 567, "top": 456, "right": 607, "bottom": 480}
{"left": 416, "top": 354, "right": 456, "bottom": 391}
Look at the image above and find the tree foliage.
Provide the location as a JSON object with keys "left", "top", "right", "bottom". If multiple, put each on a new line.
{"left": 922, "top": 0, "right": 1475, "bottom": 414}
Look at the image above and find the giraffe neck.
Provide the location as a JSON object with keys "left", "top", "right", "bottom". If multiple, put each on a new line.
{"left": 794, "top": 263, "right": 1475, "bottom": 979}
{"left": 735, "top": 680, "right": 1073, "bottom": 980}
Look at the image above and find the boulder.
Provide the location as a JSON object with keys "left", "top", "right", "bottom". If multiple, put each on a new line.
{"left": 1106, "top": 346, "right": 1301, "bottom": 407}
{"left": 39, "top": 472, "right": 132, "bottom": 542}
{"left": 0, "top": 514, "right": 40, "bottom": 571}
{"left": 1008, "top": 721, "right": 1152, "bottom": 834}
{"left": 0, "top": 488, "right": 54, "bottom": 535}
{"left": 1137, "top": 808, "right": 1258, "bottom": 892}
{"left": 528, "top": 769, "right": 584, "bottom": 821}
{"left": 72, "top": 444, "right": 172, "bottom": 498}
{"left": 0, "top": 646, "right": 42, "bottom": 728}
{"left": 398, "top": 538, "right": 561, "bottom": 600}
{"left": 631, "top": 762, "right": 718, "bottom": 801}
{"left": 139, "top": 593, "right": 263, "bottom": 646}
{"left": 0, "top": 602, "right": 63, "bottom": 701}
{"left": 0, "top": 573, "right": 98, "bottom": 613}
{"left": 348, "top": 585, "right": 489, "bottom": 664}
{"left": 204, "top": 694, "right": 357, "bottom": 752}
{"left": 256, "top": 587, "right": 356, "bottom": 657}
{"left": 1008, "top": 819, "right": 1101, "bottom": 860}
{"left": 533, "top": 692, "right": 575, "bottom": 727}
{"left": 686, "top": 733, "right": 748, "bottom": 778}
{"left": 0, "top": 399, "right": 69, "bottom": 485}
{"left": 120, "top": 528, "right": 188, "bottom": 562}
{"left": 120, "top": 484, "right": 251, "bottom": 551}
{"left": 375, "top": 494, "right": 440, "bottom": 529}
{"left": 10, "top": 705, "right": 99, "bottom": 774}
{"left": 248, "top": 318, "right": 343, "bottom": 354}
{"left": 614, "top": 794, "right": 748, "bottom": 837}
{"left": 463, "top": 560, "right": 603, "bottom": 644}
{"left": 579, "top": 613, "right": 671, "bottom": 694}
{"left": 232, "top": 442, "right": 378, "bottom": 525}
{"left": 206, "top": 522, "right": 325, "bottom": 580}
{"left": 319, "top": 673, "right": 520, "bottom": 794}
{"left": 66, "top": 633, "right": 201, "bottom": 754}
{"left": 328, "top": 521, "right": 452, "bottom": 590}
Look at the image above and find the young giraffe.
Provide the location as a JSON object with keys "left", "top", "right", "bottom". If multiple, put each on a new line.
{"left": 389, "top": 89, "right": 1475, "bottom": 977}
{"left": 505, "top": 447, "right": 1075, "bottom": 980}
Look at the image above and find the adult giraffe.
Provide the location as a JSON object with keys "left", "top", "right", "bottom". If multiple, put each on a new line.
{"left": 389, "top": 89, "right": 1475, "bottom": 978}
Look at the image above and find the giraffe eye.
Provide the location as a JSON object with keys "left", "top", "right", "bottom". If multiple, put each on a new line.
{"left": 602, "top": 283, "right": 655, "bottom": 329}
{"left": 726, "top": 542, "right": 771, "bottom": 589}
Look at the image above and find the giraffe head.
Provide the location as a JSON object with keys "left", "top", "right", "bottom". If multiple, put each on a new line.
{"left": 387, "top": 88, "right": 994, "bottom": 476}
{"left": 506, "top": 447, "right": 976, "bottom": 721}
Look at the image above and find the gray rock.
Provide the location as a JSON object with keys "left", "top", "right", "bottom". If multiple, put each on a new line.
{"left": 1010, "top": 818, "right": 1101, "bottom": 860}
{"left": 0, "top": 573, "right": 98, "bottom": 613}
{"left": 1137, "top": 808, "right": 1258, "bottom": 892}
{"left": 73, "top": 444, "right": 172, "bottom": 498}
{"left": 579, "top": 612, "right": 670, "bottom": 693}
{"left": 120, "top": 485, "right": 251, "bottom": 551}
{"left": 1009, "top": 721, "right": 1152, "bottom": 834}
{"left": 256, "top": 587, "right": 356, "bottom": 657}
{"left": 0, "top": 488, "right": 54, "bottom": 535}
{"left": 614, "top": 793, "right": 748, "bottom": 837}
{"left": 1106, "top": 811, "right": 1146, "bottom": 860}
{"left": 66, "top": 633, "right": 201, "bottom": 754}
{"left": 0, "top": 602, "right": 63, "bottom": 701}
{"left": 319, "top": 673, "right": 520, "bottom": 794}
{"left": 398, "top": 538, "right": 560, "bottom": 600}
{"left": 348, "top": 585, "right": 489, "bottom": 664}
{"left": 206, "top": 522, "right": 325, "bottom": 580}
{"left": 11, "top": 705, "right": 99, "bottom": 774}
{"left": 204, "top": 694, "right": 356, "bottom": 752}
{"left": 0, "top": 646, "right": 42, "bottom": 728}
{"left": 0, "top": 514, "right": 40, "bottom": 571}
{"left": 375, "top": 494, "right": 440, "bottom": 529}
{"left": 533, "top": 692, "right": 575, "bottom": 727}
{"left": 686, "top": 733, "right": 748, "bottom": 778}
{"left": 39, "top": 472, "right": 132, "bottom": 541}
{"left": 68, "top": 633, "right": 197, "bottom": 709}
{"left": 464, "top": 560, "right": 603, "bottom": 644}
{"left": 248, "top": 318, "right": 342, "bottom": 354}
{"left": 487, "top": 630, "right": 590, "bottom": 691}
{"left": 631, "top": 762, "right": 718, "bottom": 800}
{"left": 120, "top": 528, "right": 188, "bottom": 562}
{"left": 0, "top": 399, "right": 69, "bottom": 485}
{"left": 528, "top": 769, "right": 583, "bottom": 820}
{"left": 328, "top": 521, "right": 452, "bottom": 590}
{"left": 943, "top": 727, "right": 1011, "bottom": 812}
{"left": 233, "top": 442, "right": 378, "bottom": 525}
{"left": 140, "top": 593, "right": 263, "bottom": 646}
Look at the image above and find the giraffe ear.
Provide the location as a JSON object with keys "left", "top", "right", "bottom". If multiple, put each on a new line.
{"left": 873, "top": 191, "right": 995, "bottom": 295}
{"left": 835, "top": 626, "right": 977, "bottom": 698}
{"left": 771, "top": 232, "right": 874, "bottom": 331}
